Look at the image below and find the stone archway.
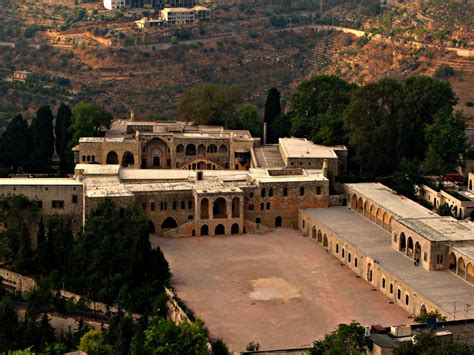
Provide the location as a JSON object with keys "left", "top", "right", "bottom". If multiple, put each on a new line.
{"left": 200, "top": 198, "right": 209, "bottom": 219}
{"left": 106, "top": 151, "right": 119, "bottom": 164}
{"left": 458, "top": 257, "right": 466, "bottom": 278}
{"left": 231, "top": 223, "right": 239, "bottom": 235}
{"left": 232, "top": 197, "right": 240, "bottom": 218}
{"left": 197, "top": 144, "right": 206, "bottom": 156}
{"left": 414, "top": 241, "right": 422, "bottom": 262}
{"left": 213, "top": 197, "right": 227, "bottom": 219}
{"left": 186, "top": 144, "right": 197, "bottom": 156}
{"left": 467, "top": 263, "right": 474, "bottom": 284}
{"left": 350, "top": 194, "right": 357, "bottom": 210}
{"left": 122, "top": 151, "right": 135, "bottom": 167}
{"left": 399, "top": 233, "right": 406, "bottom": 253}
{"left": 144, "top": 138, "right": 170, "bottom": 169}
{"left": 201, "top": 224, "right": 209, "bottom": 236}
{"left": 275, "top": 216, "right": 282, "bottom": 227}
{"left": 420, "top": 305, "right": 427, "bottom": 317}
{"left": 357, "top": 197, "right": 363, "bottom": 213}
{"left": 215, "top": 224, "right": 225, "bottom": 235}
{"left": 448, "top": 252, "right": 457, "bottom": 272}
{"left": 323, "top": 235, "right": 328, "bottom": 247}
{"left": 312, "top": 226, "right": 317, "bottom": 238}
{"left": 219, "top": 144, "right": 228, "bottom": 154}
{"left": 318, "top": 232, "right": 323, "bottom": 244}
{"left": 161, "top": 217, "right": 178, "bottom": 230}
{"left": 407, "top": 237, "right": 414, "bottom": 257}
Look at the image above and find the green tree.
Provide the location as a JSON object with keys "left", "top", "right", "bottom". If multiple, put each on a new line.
{"left": 437, "top": 203, "right": 453, "bottom": 217}
{"left": 238, "top": 104, "right": 262, "bottom": 138}
{"left": 0, "top": 115, "right": 31, "bottom": 171}
{"left": 264, "top": 87, "right": 281, "bottom": 143}
{"left": 28, "top": 106, "right": 55, "bottom": 172}
{"left": 396, "top": 76, "right": 457, "bottom": 163}
{"left": 70, "top": 102, "right": 113, "bottom": 147}
{"left": 55, "top": 103, "right": 74, "bottom": 174}
{"left": 79, "top": 329, "right": 112, "bottom": 355}
{"left": 414, "top": 310, "right": 447, "bottom": 323}
{"left": 66, "top": 199, "right": 170, "bottom": 312}
{"left": 392, "top": 159, "right": 423, "bottom": 198}
{"left": 142, "top": 318, "right": 208, "bottom": 355}
{"left": 106, "top": 312, "right": 135, "bottom": 355}
{"left": 177, "top": 84, "right": 244, "bottom": 127}
{"left": 35, "top": 313, "right": 56, "bottom": 351}
{"left": 422, "top": 109, "right": 466, "bottom": 174}
{"left": 344, "top": 79, "right": 401, "bottom": 176}
{"left": 310, "top": 322, "right": 368, "bottom": 355}
{"left": 290, "top": 75, "right": 355, "bottom": 146}
{"left": 0, "top": 300, "right": 20, "bottom": 352}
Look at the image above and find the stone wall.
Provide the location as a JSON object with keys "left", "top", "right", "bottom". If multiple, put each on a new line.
{"left": 0, "top": 268, "right": 37, "bottom": 294}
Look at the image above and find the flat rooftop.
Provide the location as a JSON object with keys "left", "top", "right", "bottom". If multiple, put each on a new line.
{"left": 279, "top": 138, "right": 339, "bottom": 159}
{"left": 346, "top": 183, "right": 436, "bottom": 219}
{"left": 302, "top": 207, "right": 474, "bottom": 318}
{"left": 0, "top": 178, "right": 82, "bottom": 186}
{"left": 152, "top": 229, "right": 409, "bottom": 352}
{"left": 398, "top": 217, "right": 474, "bottom": 242}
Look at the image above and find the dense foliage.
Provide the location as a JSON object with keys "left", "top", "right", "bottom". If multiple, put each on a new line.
{"left": 0, "top": 102, "right": 113, "bottom": 175}
{"left": 310, "top": 322, "right": 368, "bottom": 355}
{"left": 394, "top": 331, "right": 474, "bottom": 355}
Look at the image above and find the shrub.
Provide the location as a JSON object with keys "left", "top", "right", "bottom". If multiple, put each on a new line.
{"left": 434, "top": 63, "right": 454, "bottom": 79}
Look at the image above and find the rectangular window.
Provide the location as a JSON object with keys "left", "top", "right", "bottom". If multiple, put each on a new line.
{"left": 188, "top": 200, "right": 192, "bottom": 209}
{"left": 181, "top": 201, "right": 185, "bottom": 210}
{"left": 160, "top": 202, "right": 167, "bottom": 211}
{"left": 283, "top": 187, "right": 288, "bottom": 197}
{"left": 336, "top": 244, "right": 339, "bottom": 253}
{"left": 72, "top": 195, "right": 78, "bottom": 204}
{"left": 397, "top": 289, "right": 401, "bottom": 300}
{"left": 424, "top": 252, "right": 427, "bottom": 262}
{"left": 316, "top": 186, "right": 321, "bottom": 195}
{"left": 173, "top": 201, "right": 177, "bottom": 210}
{"left": 382, "top": 278, "right": 386, "bottom": 288}
{"left": 390, "top": 284, "right": 393, "bottom": 294}
{"left": 51, "top": 200, "right": 64, "bottom": 209}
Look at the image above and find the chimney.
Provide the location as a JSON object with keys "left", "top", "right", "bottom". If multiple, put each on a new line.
{"left": 263, "top": 122, "right": 267, "bottom": 145}
{"left": 322, "top": 159, "right": 328, "bottom": 178}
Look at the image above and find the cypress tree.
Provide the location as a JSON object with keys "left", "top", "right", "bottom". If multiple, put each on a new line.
{"left": 263, "top": 88, "right": 282, "bottom": 143}
{"left": 28, "top": 106, "right": 55, "bottom": 172}
{"left": 55, "top": 103, "right": 74, "bottom": 174}
{"left": 0, "top": 115, "right": 31, "bottom": 172}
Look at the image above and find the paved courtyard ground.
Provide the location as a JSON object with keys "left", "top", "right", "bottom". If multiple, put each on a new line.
{"left": 151, "top": 229, "right": 410, "bottom": 352}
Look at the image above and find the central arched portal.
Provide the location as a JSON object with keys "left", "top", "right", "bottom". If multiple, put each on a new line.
{"left": 143, "top": 138, "right": 170, "bottom": 169}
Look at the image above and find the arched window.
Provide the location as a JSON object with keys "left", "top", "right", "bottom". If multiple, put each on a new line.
{"left": 176, "top": 144, "right": 184, "bottom": 154}
{"left": 201, "top": 224, "right": 209, "bottom": 236}
{"left": 213, "top": 197, "right": 227, "bottom": 219}
{"left": 186, "top": 144, "right": 196, "bottom": 156}
{"left": 197, "top": 144, "right": 206, "bottom": 155}
{"left": 122, "top": 151, "right": 135, "bottom": 167}
{"left": 232, "top": 197, "right": 240, "bottom": 218}
{"left": 207, "top": 144, "right": 217, "bottom": 153}
{"left": 219, "top": 145, "right": 227, "bottom": 154}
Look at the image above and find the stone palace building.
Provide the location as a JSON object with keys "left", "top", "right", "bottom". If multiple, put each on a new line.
{"left": 1, "top": 120, "right": 473, "bottom": 321}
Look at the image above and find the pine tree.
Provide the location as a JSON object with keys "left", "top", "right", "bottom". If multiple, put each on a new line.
{"left": 0, "top": 115, "right": 31, "bottom": 172}
{"left": 0, "top": 300, "right": 20, "bottom": 352}
{"left": 35, "top": 313, "right": 56, "bottom": 351}
{"left": 263, "top": 88, "right": 282, "bottom": 143}
{"left": 55, "top": 103, "right": 74, "bottom": 174}
{"left": 28, "top": 106, "right": 55, "bottom": 172}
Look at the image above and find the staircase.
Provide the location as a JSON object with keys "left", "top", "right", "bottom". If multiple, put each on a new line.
{"left": 254, "top": 145, "right": 285, "bottom": 168}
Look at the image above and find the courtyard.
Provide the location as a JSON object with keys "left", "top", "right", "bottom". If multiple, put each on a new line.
{"left": 151, "top": 228, "right": 410, "bottom": 352}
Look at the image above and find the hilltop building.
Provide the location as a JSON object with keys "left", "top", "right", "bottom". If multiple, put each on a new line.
{"left": 103, "top": 0, "right": 195, "bottom": 10}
